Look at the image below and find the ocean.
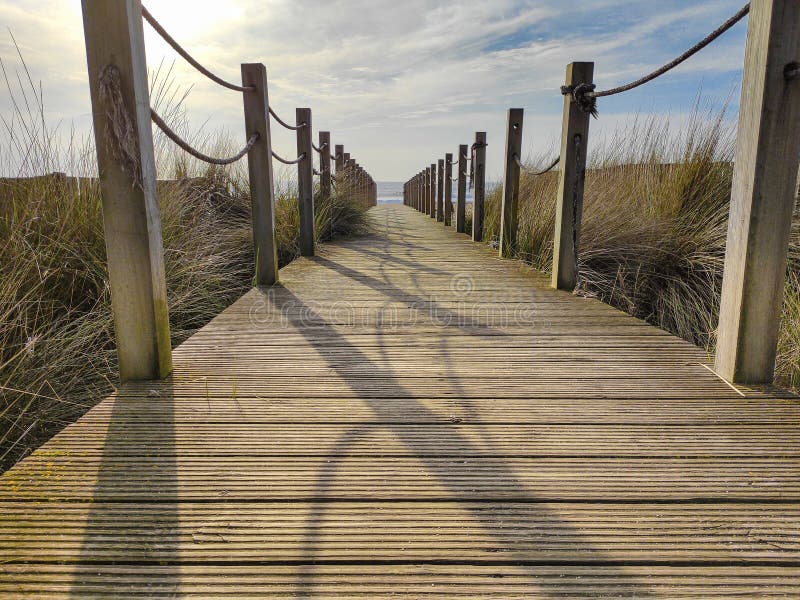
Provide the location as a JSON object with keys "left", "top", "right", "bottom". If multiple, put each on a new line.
{"left": 377, "top": 181, "right": 473, "bottom": 204}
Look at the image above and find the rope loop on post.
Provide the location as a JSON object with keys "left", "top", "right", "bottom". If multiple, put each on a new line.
{"left": 272, "top": 150, "right": 307, "bottom": 165}
{"left": 269, "top": 107, "right": 307, "bottom": 131}
{"left": 151, "top": 109, "right": 258, "bottom": 165}
{"left": 533, "top": 156, "right": 560, "bottom": 176}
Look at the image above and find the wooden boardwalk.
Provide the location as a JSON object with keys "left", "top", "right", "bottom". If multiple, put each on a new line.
{"left": 2, "top": 204, "right": 800, "bottom": 597}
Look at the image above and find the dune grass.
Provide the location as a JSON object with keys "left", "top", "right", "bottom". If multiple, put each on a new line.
{"left": 0, "top": 59, "right": 370, "bottom": 472}
{"left": 479, "top": 108, "right": 799, "bottom": 391}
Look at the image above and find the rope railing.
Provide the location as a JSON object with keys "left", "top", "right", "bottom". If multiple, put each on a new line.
{"left": 269, "top": 107, "right": 307, "bottom": 131}
{"left": 80, "top": 1, "right": 380, "bottom": 379}
{"left": 562, "top": 2, "right": 750, "bottom": 115}
{"left": 151, "top": 109, "right": 258, "bottom": 165}
{"left": 532, "top": 156, "right": 560, "bottom": 176}
{"left": 401, "top": 0, "right": 800, "bottom": 386}
{"left": 272, "top": 150, "right": 306, "bottom": 165}
{"left": 312, "top": 141, "right": 328, "bottom": 153}
{"left": 141, "top": 6, "right": 254, "bottom": 93}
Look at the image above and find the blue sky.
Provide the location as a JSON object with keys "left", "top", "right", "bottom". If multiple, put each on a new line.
{"left": 0, "top": 1, "right": 749, "bottom": 180}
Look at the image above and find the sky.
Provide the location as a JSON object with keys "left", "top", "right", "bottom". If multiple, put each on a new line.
{"left": 0, "top": 0, "right": 749, "bottom": 181}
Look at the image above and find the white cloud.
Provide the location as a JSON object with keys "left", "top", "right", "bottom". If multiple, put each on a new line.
{"left": 0, "top": 0, "right": 747, "bottom": 179}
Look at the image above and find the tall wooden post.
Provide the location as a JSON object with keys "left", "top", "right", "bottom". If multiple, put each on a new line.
{"left": 419, "top": 172, "right": 423, "bottom": 211}
{"left": 319, "top": 131, "right": 332, "bottom": 208}
{"left": 552, "top": 62, "right": 593, "bottom": 290}
{"left": 472, "top": 132, "right": 487, "bottom": 242}
{"left": 444, "top": 152, "right": 453, "bottom": 226}
{"left": 335, "top": 144, "right": 344, "bottom": 173}
{"left": 500, "top": 108, "right": 524, "bottom": 258}
{"left": 715, "top": 0, "right": 800, "bottom": 384}
{"left": 81, "top": 0, "right": 171, "bottom": 381}
{"left": 436, "top": 159, "right": 445, "bottom": 222}
{"left": 429, "top": 163, "right": 437, "bottom": 218}
{"left": 422, "top": 167, "right": 431, "bottom": 215}
{"left": 418, "top": 172, "right": 422, "bottom": 211}
{"left": 242, "top": 64, "right": 279, "bottom": 287}
{"left": 296, "top": 107, "right": 315, "bottom": 256}
{"left": 456, "top": 144, "right": 468, "bottom": 233}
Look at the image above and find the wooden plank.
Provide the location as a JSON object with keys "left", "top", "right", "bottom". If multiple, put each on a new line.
{"left": 80, "top": 0, "right": 171, "bottom": 380}
{"left": 3, "top": 455, "right": 798, "bottom": 501}
{"left": 39, "top": 423, "right": 800, "bottom": 457}
{"left": 74, "top": 396, "right": 800, "bottom": 425}
{"left": 0, "top": 502, "right": 797, "bottom": 564}
{"left": 715, "top": 0, "right": 800, "bottom": 383}
{"left": 2, "top": 564, "right": 799, "bottom": 598}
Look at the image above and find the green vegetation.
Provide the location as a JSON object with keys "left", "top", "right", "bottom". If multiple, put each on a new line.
{"left": 479, "top": 109, "right": 800, "bottom": 391}
{"left": 0, "top": 62, "right": 369, "bottom": 472}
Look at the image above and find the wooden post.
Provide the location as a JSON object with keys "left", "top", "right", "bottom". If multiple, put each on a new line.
{"left": 472, "top": 132, "right": 487, "bottom": 242}
{"left": 552, "top": 62, "right": 593, "bottom": 290}
{"left": 335, "top": 144, "right": 344, "bottom": 173}
{"left": 430, "top": 163, "right": 437, "bottom": 218}
{"left": 242, "top": 64, "right": 279, "bottom": 287}
{"left": 418, "top": 172, "right": 423, "bottom": 211}
{"left": 500, "top": 108, "right": 524, "bottom": 258}
{"left": 296, "top": 107, "right": 315, "bottom": 256}
{"left": 319, "top": 131, "right": 332, "bottom": 208}
{"left": 456, "top": 144, "right": 467, "bottom": 233}
{"left": 444, "top": 152, "right": 453, "bottom": 226}
{"left": 81, "top": 0, "right": 171, "bottom": 381}
{"left": 715, "top": 0, "right": 800, "bottom": 384}
{"left": 436, "top": 159, "right": 445, "bottom": 222}
{"left": 422, "top": 167, "right": 431, "bottom": 215}
{"left": 416, "top": 173, "right": 421, "bottom": 211}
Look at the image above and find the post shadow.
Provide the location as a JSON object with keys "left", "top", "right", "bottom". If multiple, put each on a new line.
{"left": 259, "top": 221, "right": 656, "bottom": 596}
{"left": 71, "top": 381, "right": 179, "bottom": 596}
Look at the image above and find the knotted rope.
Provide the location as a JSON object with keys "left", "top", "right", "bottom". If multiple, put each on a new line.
{"left": 562, "top": 2, "right": 750, "bottom": 115}
{"left": 98, "top": 64, "right": 142, "bottom": 182}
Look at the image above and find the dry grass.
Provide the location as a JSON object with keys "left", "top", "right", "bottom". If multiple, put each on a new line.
{"left": 0, "top": 56, "right": 369, "bottom": 473}
{"left": 480, "top": 107, "right": 799, "bottom": 391}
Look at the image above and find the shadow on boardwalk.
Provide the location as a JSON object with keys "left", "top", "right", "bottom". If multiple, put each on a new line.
{"left": 264, "top": 223, "right": 657, "bottom": 596}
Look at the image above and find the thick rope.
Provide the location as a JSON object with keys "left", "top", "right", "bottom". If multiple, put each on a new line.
{"left": 272, "top": 150, "right": 306, "bottom": 165}
{"left": 312, "top": 141, "right": 328, "bottom": 154}
{"left": 98, "top": 64, "right": 142, "bottom": 183}
{"left": 533, "top": 156, "right": 560, "bottom": 175}
{"left": 269, "top": 107, "right": 307, "bottom": 131}
{"left": 562, "top": 2, "right": 750, "bottom": 114}
{"left": 151, "top": 109, "right": 258, "bottom": 165}
{"left": 141, "top": 6, "right": 254, "bottom": 93}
